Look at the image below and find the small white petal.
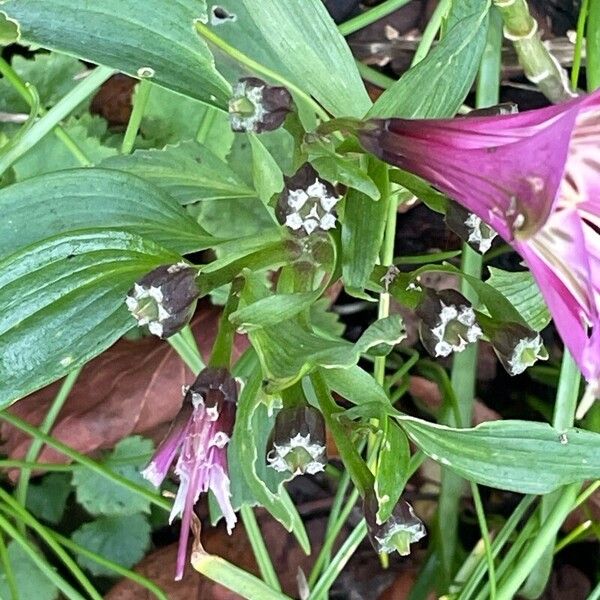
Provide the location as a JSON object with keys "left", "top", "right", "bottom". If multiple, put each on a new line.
{"left": 306, "top": 179, "right": 328, "bottom": 198}
{"left": 285, "top": 213, "right": 304, "bottom": 230}
{"left": 302, "top": 219, "right": 319, "bottom": 234}
{"left": 148, "top": 321, "right": 164, "bottom": 337}
{"left": 288, "top": 189, "right": 309, "bottom": 210}
{"left": 319, "top": 213, "right": 337, "bottom": 230}
{"left": 320, "top": 194, "right": 340, "bottom": 212}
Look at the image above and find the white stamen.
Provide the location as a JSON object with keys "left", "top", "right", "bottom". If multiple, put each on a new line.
{"left": 464, "top": 213, "right": 497, "bottom": 253}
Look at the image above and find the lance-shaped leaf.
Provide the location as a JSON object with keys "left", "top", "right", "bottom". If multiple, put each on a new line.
{"left": 1, "top": 0, "right": 230, "bottom": 106}
{"left": 0, "top": 168, "right": 213, "bottom": 258}
{"left": 0, "top": 230, "right": 182, "bottom": 406}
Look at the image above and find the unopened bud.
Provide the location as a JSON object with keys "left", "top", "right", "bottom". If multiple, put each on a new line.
{"left": 445, "top": 202, "right": 497, "bottom": 254}
{"left": 416, "top": 288, "right": 482, "bottom": 357}
{"left": 364, "top": 493, "right": 426, "bottom": 556}
{"left": 487, "top": 321, "right": 548, "bottom": 375}
{"left": 276, "top": 164, "right": 341, "bottom": 236}
{"left": 228, "top": 77, "right": 293, "bottom": 133}
{"left": 267, "top": 406, "right": 327, "bottom": 476}
{"left": 126, "top": 263, "right": 199, "bottom": 338}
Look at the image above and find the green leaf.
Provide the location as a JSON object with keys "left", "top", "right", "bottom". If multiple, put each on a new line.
{"left": 0, "top": 230, "right": 181, "bottom": 406}
{"left": 355, "top": 315, "right": 406, "bottom": 357}
{"left": 312, "top": 156, "right": 380, "bottom": 200}
{"left": 140, "top": 84, "right": 234, "bottom": 156}
{"left": 486, "top": 267, "right": 550, "bottom": 332}
{"left": 101, "top": 141, "right": 255, "bottom": 205}
{"left": 322, "top": 365, "right": 390, "bottom": 406}
{"left": 72, "top": 437, "right": 155, "bottom": 516}
{"left": 248, "top": 133, "right": 283, "bottom": 204}
{"left": 0, "top": 53, "right": 84, "bottom": 112}
{"left": 229, "top": 367, "right": 310, "bottom": 553}
{"left": 2, "top": 0, "right": 230, "bottom": 107}
{"left": 0, "top": 168, "right": 212, "bottom": 258}
{"left": 71, "top": 513, "right": 151, "bottom": 577}
{"left": 26, "top": 473, "right": 72, "bottom": 525}
{"left": 204, "top": 0, "right": 371, "bottom": 117}
{"left": 0, "top": 12, "right": 18, "bottom": 45}
{"left": 397, "top": 417, "right": 600, "bottom": 494}
{"left": 0, "top": 541, "right": 58, "bottom": 600}
{"left": 342, "top": 159, "right": 389, "bottom": 298}
{"left": 370, "top": 0, "right": 490, "bottom": 117}
{"left": 375, "top": 420, "right": 410, "bottom": 522}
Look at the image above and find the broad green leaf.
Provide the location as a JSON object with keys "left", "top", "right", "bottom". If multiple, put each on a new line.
{"left": 101, "top": 141, "right": 255, "bottom": 205}
{"left": 2, "top": 0, "right": 230, "bottom": 106}
{"left": 0, "top": 12, "right": 18, "bottom": 45}
{"left": 140, "top": 84, "right": 234, "bottom": 156}
{"left": 26, "top": 473, "right": 72, "bottom": 525}
{"left": 342, "top": 159, "right": 389, "bottom": 298}
{"left": 322, "top": 365, "right": 390, "bottom": 406}
{"left": 0, "top": 168, "right": 212, "bottom": 258}
{"left": 204, "top": 0, "right": 371, "bottom": 117}
{"left": 229, "top": 368, "right": 310, "bottom": 553}
{"left": 310, "top": 298, "right": 345, "bottom": 337}
{"left": 370, "top": 0, "right": 490, "bottom": 117}
{"left": 355, "top": 315, "right": 406, "bottom": 357}
{"left": 248, "top": 133, "right": 283, "bottom": 204}
{"left": 397, "top": 417, "right": 600, "bottom": 494}
{"left": 375, "top": 420, "right": 410, "bottom": 522}
{"left": 0, "top": 542, "right": 58, "bottom": 600}
{"left": 0, "top": 53, "right": 84, "bottom": 112}
{"left": 71, "top": 514, "right": 151, "bottom": 577}
{"left": 312, "top": 156, "right": 380, "bottom": 200}
{"left": 486, "top": 267, "right": 550, "bottom": 332}
{"left": 0, "top": 230, "right": 181, "bottom": 406}
{"left": 72, "top": 437, "right": 155, "bottom": 516}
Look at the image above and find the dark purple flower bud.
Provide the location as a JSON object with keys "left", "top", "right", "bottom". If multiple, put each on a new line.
{"left": 445, "top": 201, "right": 498, "bottom": 254}
{"left": 267, "top": 405, "right": 327, "bottom": 476}
{"left": 126, "top": 263, "right": 199, "bottom": 338}
{"left": 141, "top": 367, "right": 237, "bottom": 580}
{"left": 276, "top": 163, "right": 341, "bottom": 235}
{"left": 363, "top": 492, "right": 426, "bottom": 556}
{"left": 486, "top": 321, "right": 548, "bottom": 375}
{"left": 228, "top": 77, "right": 293, "bottom": 133}
{"left": 416, "top": 288, "right": 482, "bottom": 358}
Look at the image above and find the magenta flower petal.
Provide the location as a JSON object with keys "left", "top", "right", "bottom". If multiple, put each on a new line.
{"left": 360, "top": 89, "right": 600, "bottom": 399}
{"left": 141, "top": 367, "right": 238, "bottom": 580}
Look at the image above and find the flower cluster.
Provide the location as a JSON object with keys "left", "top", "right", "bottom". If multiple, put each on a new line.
{"left": 360, "top": 89, "right": 600, "bottom": 414}
{"left": 141, "top": 367, "right": 237, "bottom": 580}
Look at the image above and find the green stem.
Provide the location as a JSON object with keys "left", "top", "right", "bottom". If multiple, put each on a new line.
{"left": 168, "top": 330, "right": 205, "bottom": 374}
{"left": 493, "top": 0, "right": 575, "bottom": 103}
{"left": 0, "top": 65, "right": 114, "bottom": 175}
{"left": 495, "top": 484, "right": 579, "bottom": 600}
{"left": 0, "top": 411, "right": 171, "bottom": 513}
{"left": 121, "top": 79, "right": 152, "bottom": 154}
{"left": 14, "top": 368, "right": 81, "bottom": 524}
{"left": 307, "top": 521, "right": 367, "bottom": 600}
{"left": 410, "top": 0, "right": 451, "bottom": 66}
{"left": 571, "top": 0, "right": 589, "bottom": 89}
{"left": 0, "top": 494, "right": 101, "bottom": 600}
{"left": 554, "top": 519, "right": 592, "bottom": 553}
{"left": 240, "top": 505, "right": 281, "bottom": 591}
{"left": 308, "top": 488, "right": 360, "bottom": 588}
{"left": 355, "top": 62, "right": 395, "bottom": 90}
{"left": 588, "top": 0, "right": 600, "bottom": 91}
{"left": 194, "top": 21, "right": 329, "bottom": 122}
{"left": 0, "top": 529, "right": 19, "bottom": 600}
{"left": 470, "top": 483, "right": 496, "bottom": 600}
{"left": 209, "top": 281, "right": 241, "bottom": 369}
{"left": 196, "top": 106, "right": 219, "bottom": 143}
{"left": 0, "top": 511, "right": 86, "bottom": 600}
{"left": 588, "top": 579, "right": 600, "bottom": 600}
{"left": 338, "top": 0, "right": 412, "bottom": 36}
{"left": 0, "top": 56, "right": 91, "bottom": 166}
{"left": 52, "top": 531, "right": 168, "bottom": 600}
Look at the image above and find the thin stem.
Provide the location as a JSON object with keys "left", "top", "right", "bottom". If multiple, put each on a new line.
{"left": 0, "top": 511, "right": 86, "bottom": 600}
{"left": 410, "top": 0, "right": 451, "bottom": 66}
{"left": 0, "top": 65, "right": 114, "bottom": 175}
{"left": 194, "top": 21, "right": 329, "bottom": 122}
{"left": 575, "top": 481, "right": 600, "bottom": 508}
{"left": 588, "top": 579, "right": 600, "bottom": 600}
{"left": 14, "top": 368, "right": 81, "bottom": 523}
{"left": 571, "top": 0, "right": 589, "bottom": 88}
{"left": 494, "top": 484, "right": 579, "bottom": 600}
{"left": 0, "top": 56, "right": 91, "bottom": 166}
{"left": 554, "top": 520, "right": 592, "bottom": 553}
{"left": 355, "top": 62, "right": 395, "bottom": 90}
{"left": 470, "top": 483, "right": 496, "bottom": 599}
{"left": 52, "top": 531, "right": 168, "bottom": 600}
{"left": 338, "top": 0, "right": 412, "bottom": 36}
{"left": 0, "top": 494, "right": 101, "bottom": 600}
{"left": 121, "top": 79, "right": 152, "bottom": 154}
{"left": 307, "top": 488, "right": 360, "bottom": 588}
{"left": 168, "top": 330, "right": 205, "bottom": 374}
{"left": 0, "top": 411, "right": 171, "bottom": 513}
{"left": 0, "top": 529, "right": 19, "bottom": 600}
{"left": 240, "top": 505, "right": 281, "bottom": 591}
{"left": 307, "top": 521, "right": 367, "bottom": 600}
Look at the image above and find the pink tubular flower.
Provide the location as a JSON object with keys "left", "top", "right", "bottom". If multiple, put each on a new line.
{"left": 359, "top": 89, "right": 600, "bottom": 415}
{"left": 141, "top": 367, "right": 237, "bottom": 580}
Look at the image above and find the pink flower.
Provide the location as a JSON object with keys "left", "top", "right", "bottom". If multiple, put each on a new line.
{"left": 359, "top": 90, "right": 600, "bottom": 414}
{"left": 142, "top": 367, "right": 237, "bottom": 580}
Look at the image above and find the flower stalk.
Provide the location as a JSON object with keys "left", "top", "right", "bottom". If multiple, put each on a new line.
{"left": 493, "top": 0, "right": 575, "bottom": 102}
